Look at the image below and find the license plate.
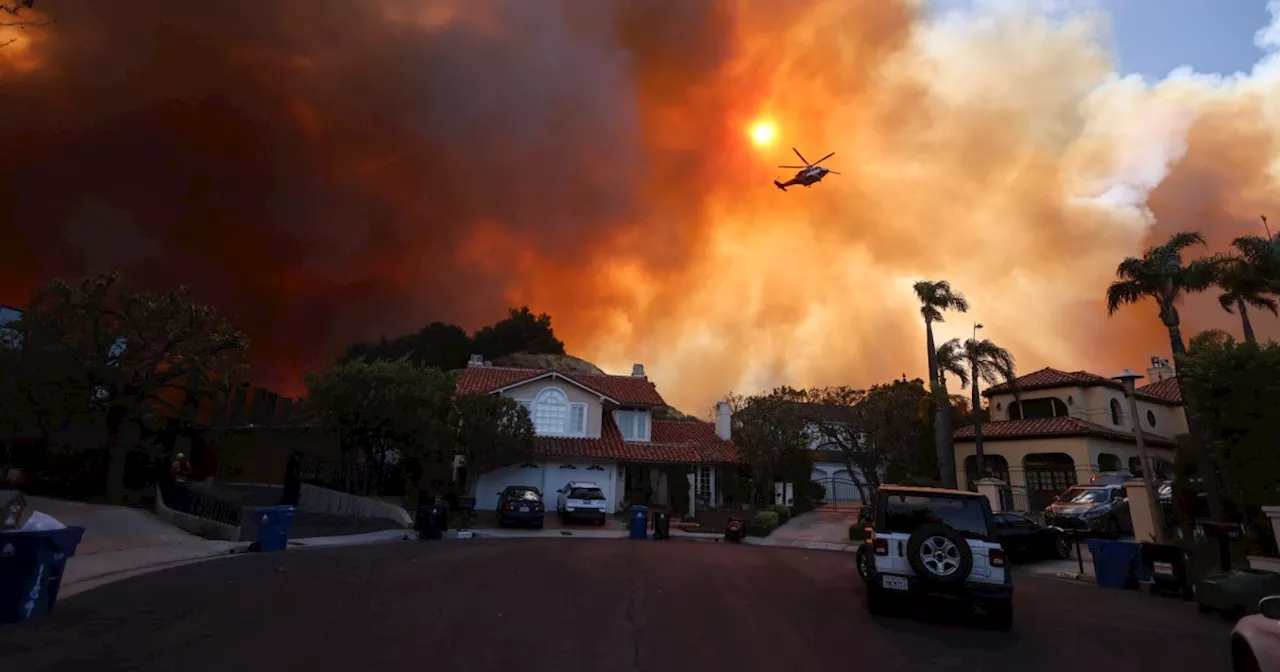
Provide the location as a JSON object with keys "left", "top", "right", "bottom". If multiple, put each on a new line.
{"left": 882, "top": 576, "right": 909, "bottom": 591}
{"left": 1153, "top": 561, "right": 1174, "bottom": 576}
{"left": 519, "top": 506, "right": 529, "bottom": 513}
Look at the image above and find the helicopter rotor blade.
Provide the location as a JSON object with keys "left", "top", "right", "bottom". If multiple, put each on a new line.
{"left": 812, "top": 152, "right": 835, "bottom": 165}
{"left": 826, "top": 170, "right": 842, "bottom": 175}
{"left": 777, "top": 165, "right": 806, "bottom": 169}
{"left": 792, "top": 147, "right": 810, "bottom": 166}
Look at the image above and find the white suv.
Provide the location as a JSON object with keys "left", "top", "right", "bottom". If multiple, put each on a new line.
{"left": 556, "top": 482, "right": 608, "bottom": 525}
{"left": 856, "top": 485, "right": 1014, "bottom": 630}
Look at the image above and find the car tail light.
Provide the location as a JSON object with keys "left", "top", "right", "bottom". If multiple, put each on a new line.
{"left": 989, "top": 549, "right": 1006, "bottom": 567}
{"left": 872, "top": 537, "right": 889, "bottom": 556}
{"left": 503, "top": 503, "right": 515, "bottom": 511}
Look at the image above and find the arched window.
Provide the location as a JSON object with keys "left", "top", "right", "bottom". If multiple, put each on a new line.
{"left": 1146, "top": 410, "right": 1157, "bottom": 428}
{"left": 1110, "top": 399, "right": 1123, "bottom": 426}
{"left": 534, "top": 388, "right": 569, "bottom": 435}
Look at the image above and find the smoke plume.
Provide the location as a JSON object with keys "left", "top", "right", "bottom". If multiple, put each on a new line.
{"left": 2, "top": 0, "right": 1279, "bottom": 413}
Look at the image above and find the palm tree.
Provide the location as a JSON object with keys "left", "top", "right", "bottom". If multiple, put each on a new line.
{"left": 913, "top": 280, "right": 969, "bottom": 488}
{"left": 1105, "top": 231, "right": 1220, "bottom": 357}
{"left": 937, "top": 338, "right": 1018, "bottom": 482}
{"left": 1215, "top": 248, "right": 1277, "bottom": 344}
{"left": 1104, "top": 230, "right": 1224, "bottom": 519}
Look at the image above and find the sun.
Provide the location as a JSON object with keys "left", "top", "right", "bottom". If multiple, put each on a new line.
{"left": 749, "top": 120, "right": 776, "bottom": 147}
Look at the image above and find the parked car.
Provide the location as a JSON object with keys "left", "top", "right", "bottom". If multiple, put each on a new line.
{"left": 992, "top": 512, "right": 1072, "bottom": 562}
{"left": 496, "top": 486, "right": 545, "bottom": 528}
{"left": 1089, "top": 471, "right": 1135, "bottom": 486}
{"left": 556, "top": 482, "right": 608, "bottom": 525}
{"left": 857, "top": 485, "right": 1013, "bottom": 631}
{"left": 1232, "top": 595, "right": 1280, "bottom": 672}
{"left": 1044, "top": 484, "right": 1132, "bottom": 537}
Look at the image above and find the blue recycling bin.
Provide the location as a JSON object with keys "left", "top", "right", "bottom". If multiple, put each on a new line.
{"left": 629, "top": 505, "right": 649, "bottom": 540}
{"left": 1088, "top": 538, "right": 1142, "bottom": 590}
{"left": 253, "top": 505, "right": 295, "bottom": 553}
{"left": 0, "top": 526, "right": 86, "bottom": 623}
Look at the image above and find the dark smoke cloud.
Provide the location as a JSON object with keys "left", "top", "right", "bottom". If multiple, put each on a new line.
{"left": 3, "top": 0, "right": 1278, "bottom": 412}
{"left": 1, "top": 0, "right": 700, "bottom": 393}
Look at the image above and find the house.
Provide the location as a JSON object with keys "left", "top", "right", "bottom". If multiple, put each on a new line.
{"left": 802, "top": 422, "right": 872, "bottom": 505}
{"left": 456, "top": 356, "right": 740, "bottom": 514}
{"left": 953, "top": 357, "right": 1184, "bottom": 511}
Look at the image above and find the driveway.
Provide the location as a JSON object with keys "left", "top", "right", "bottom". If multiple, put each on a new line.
{"left": 0, "top": 540, "right": 1231, "bottom": 672}
{"left": 23, "top": 496, "right": 198, "bottom": 555}
{"left": 757, "top": 509, "right": 862, "bottom": 546}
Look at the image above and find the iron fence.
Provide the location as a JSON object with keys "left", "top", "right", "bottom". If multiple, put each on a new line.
{"left": 162, "top": 483, "right": 242, "bottom": 527}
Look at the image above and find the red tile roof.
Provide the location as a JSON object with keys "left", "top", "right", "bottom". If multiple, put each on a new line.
{"left": 953, "top": 416, "right": 1178, "bottom": 448}
{"left": 1138, "top": 377, "right": 1183, "bottom": 404}
{"left": 455, "top": 366, "right": 666, "bottom": 406}
{"left": 983, "top": 367, "right": 1178, "bottom": 405}
{"left": 534, "top": 416, "right": 739, "bottom": 464}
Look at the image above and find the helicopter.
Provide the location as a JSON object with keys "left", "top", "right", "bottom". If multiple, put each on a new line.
{"left": 773, "top": 147, "right": 839, "bottom": 191}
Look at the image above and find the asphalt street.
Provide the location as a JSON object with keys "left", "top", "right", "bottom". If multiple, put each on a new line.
{"left": 0, "top": 539, "right": 1233, "bottom": 672}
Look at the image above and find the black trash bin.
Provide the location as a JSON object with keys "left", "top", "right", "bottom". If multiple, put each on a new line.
{"left": 416, "top": 506, "right": 445, "bottom": 540}
{"left": 1142, "top": 542, "right": 1194, "bottom": 599}
{"left": 653, "top": 511, "right": 670, "bottom": 540}
{"left": 725, "top": 516, "right": 744, "bottom": 543}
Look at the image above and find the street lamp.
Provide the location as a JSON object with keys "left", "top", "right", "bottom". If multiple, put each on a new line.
{"left": 971, "top": 323, "right": 985, "bottom": 478}
{"left": 1113, "top": 368, "right": 1165, "bottom": 544}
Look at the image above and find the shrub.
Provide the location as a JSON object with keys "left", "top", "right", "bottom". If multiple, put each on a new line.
{"left": 750, "top": 510, "right": 780, "bottom": 536}
{"left": 773, "top": 504, "right": 791, "bottom": 525}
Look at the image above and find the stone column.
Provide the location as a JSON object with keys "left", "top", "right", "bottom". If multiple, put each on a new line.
{"left": 1124, "top": 478, "right": 1158, "bottom": 544}
{"left": 975, "top": 478, "right": 1006, "bottom": 513}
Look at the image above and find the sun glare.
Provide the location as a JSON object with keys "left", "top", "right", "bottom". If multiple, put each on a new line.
{"left": 749, "top": 120, "right": 776, "bottom": 147}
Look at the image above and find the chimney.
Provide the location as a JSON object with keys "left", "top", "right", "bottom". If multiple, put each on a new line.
{"left": 1146, "top": 356, "right": 1174, "bottom": 383}
{"left": 631, "top": 363, "right": 645, "bottom": 378}
{"left": 714, "top": 400, "right": 731, "bottom": 441}
{"left": 467, "top": 354, "right": 485, "bottom": 368}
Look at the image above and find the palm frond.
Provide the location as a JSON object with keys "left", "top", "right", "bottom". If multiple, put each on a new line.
{"left": 1245, "top": 294, "right": 1279, "bottom": 316}
{"left": 1217, "top": 292, "right": 1237, "bottom": 313}
{"left": 935, "top": 338, "right": 969, "bottom": 388}
{"left": 1105, "top": 280, "right": 1146, "bottom": 315}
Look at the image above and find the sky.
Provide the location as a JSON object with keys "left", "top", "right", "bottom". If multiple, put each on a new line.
{"left": 2, "top": 0, "right": 1279, "bottom": 415}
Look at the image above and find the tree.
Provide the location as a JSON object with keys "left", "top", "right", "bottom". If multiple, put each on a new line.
{"left": 727, "top": 388, "right": 811, "bottom": 506}
{"left": 805, "top": 380, "right": 937, "bottom": 497}
{"left": 1, "top": 1, "right": 51, "bottom": 49}
{"left": 10, "top": 273, "right": 247, "bottom": 501}
{"left": 455, "top": 393, "right": 535, "bottom": 496}
{"left": 1105, "top": 231, "right": 1225, "bottom": 520}
{"left": 306, "top": 358, "right": 458, "bottom": 512}
{"left": 1177, "top": 333, "right": 1280, "bottom": 555}
{"left": 1214, "top": 241, "right": 1278, "bottom": 344}
{"left": 342, "top": 305, "right": 566, "bottom": 370}
{"left": 913, "top": 280, "right": 969, "bottom": 488}
{"left": 472, "top": 306, "right": 565, "bottom": 359}
{"left": 937, "top": 337, "right": 1018, "bottom": 481}
{"left": 344, "top": 321, "right": 472, "bottom": 371}
{"left": 801, "top": 386, "right": 871, "bottom": 500}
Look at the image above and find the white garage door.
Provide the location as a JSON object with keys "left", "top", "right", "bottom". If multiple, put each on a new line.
{"left": 543, "top": 463, "right": 588, "bottom": 508}
{"left": 474, "top": 462, "right": 544, "bottom": 510}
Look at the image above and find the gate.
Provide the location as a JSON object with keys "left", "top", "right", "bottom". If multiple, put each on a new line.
{"left": 1024, "top": 466, "right": 1077, "bottom": 512}
{"left": 813, "top": 477, "right": 862, "bottom": 510}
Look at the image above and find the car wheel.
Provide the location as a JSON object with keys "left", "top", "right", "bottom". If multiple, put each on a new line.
{"left": 856, "top": 550, "right": 872, "bottom": 582}
{"left": 595, "top": 518, "right": 605, "bottom": 527}
{"left": 1054, "top": 535, "right": 1072, "bottom": 560}
{"left": 985, "top": 598, "right": 1014, "bottom": 632}
{"left": 534, "top": 521, "right": 544, "bottom": 530}
{"left": 906, "top": 524, "right": 974, "bottom": 586}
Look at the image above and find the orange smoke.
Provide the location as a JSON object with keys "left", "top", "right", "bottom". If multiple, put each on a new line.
{"left": 2, "top": 1, "right": 1279, "bottom": 411}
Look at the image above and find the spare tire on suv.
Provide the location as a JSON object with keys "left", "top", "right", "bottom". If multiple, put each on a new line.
{"left": 906, "top": 523, "right": 974, "bottom": 586}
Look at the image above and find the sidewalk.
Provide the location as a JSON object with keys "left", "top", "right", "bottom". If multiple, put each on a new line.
{"left": 1011, "top": 546, "right": 1097, "bottom": 584}
{"left": 58, "top": 528, "right": 420, "bottom": 600}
